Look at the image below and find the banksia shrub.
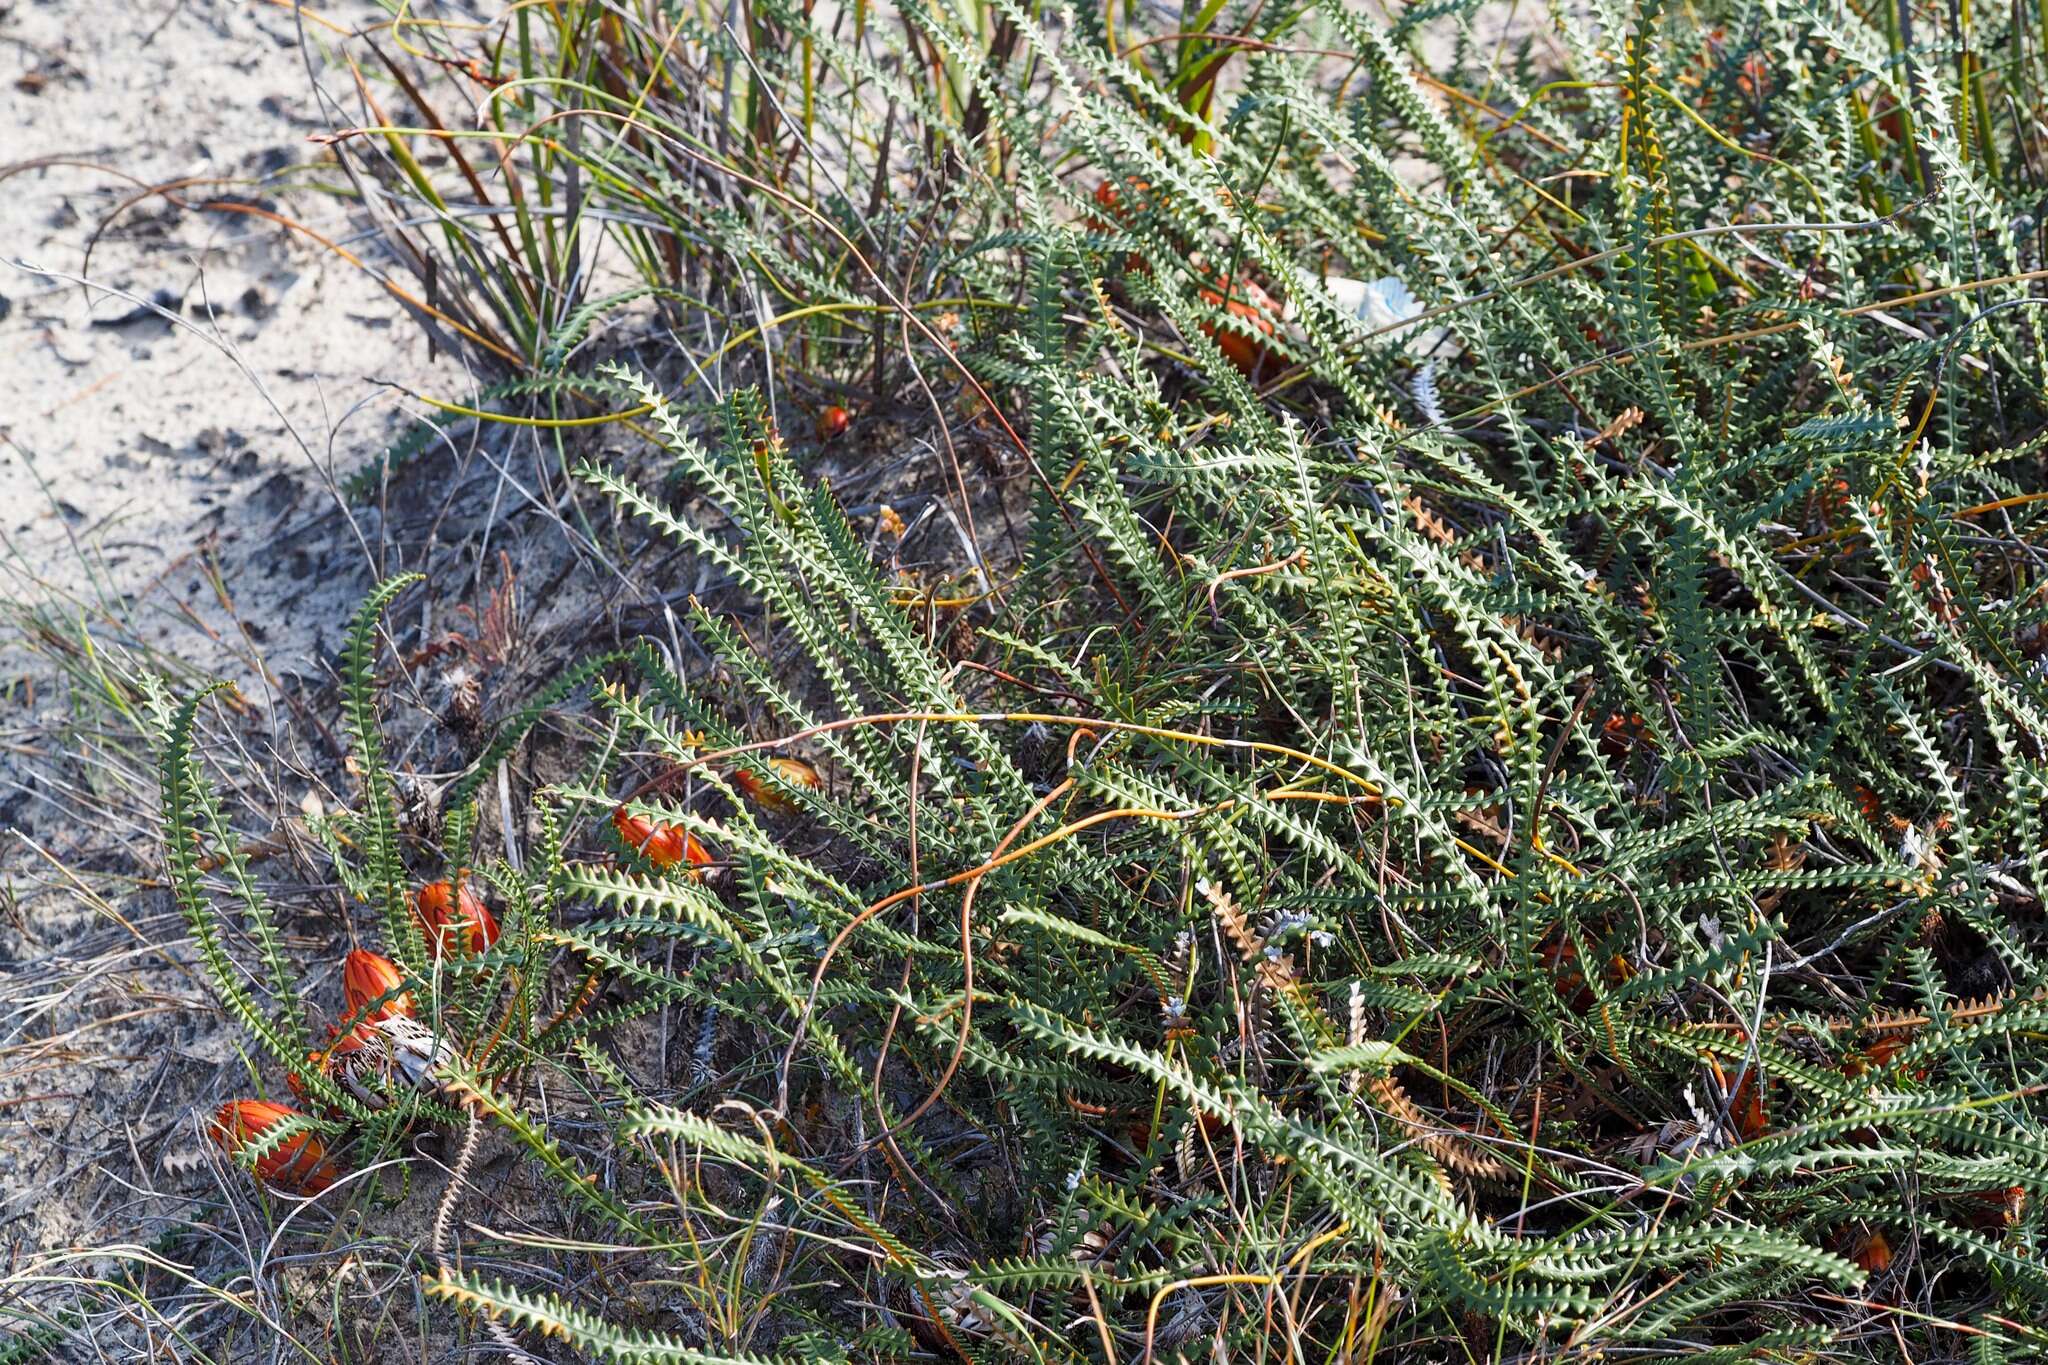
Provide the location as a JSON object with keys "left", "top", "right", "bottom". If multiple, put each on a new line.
{"left": 138, "top": 0, "right": 2048, "bottom": 1356}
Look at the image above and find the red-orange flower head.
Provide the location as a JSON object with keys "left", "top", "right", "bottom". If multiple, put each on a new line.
{"left": 209, "top": 1099, "right": 341, "bottom": 1194}
{"left": 1198, "top": 274, "right": 1280, "bottom": 377}
{"left": 343, "top": 949, "right": 415, "bottom": 1022}
{"left": 411, "top": 877, "right": 499, "bottom": 958}
{"left": 1849, "top": 1229, "right": 1892, "bottom": 1274}
{"left": 1088, "top": 176, "right": 1150, "bottom": 229}
{"left": 731, "top": 757, "right": 822, "bottom": 813}
{"left": 612, "top": 805, "right": 714, "bottom": 875}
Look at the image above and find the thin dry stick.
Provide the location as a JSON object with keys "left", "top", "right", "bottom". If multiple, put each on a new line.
{"left": 1385, "top": 259, "right": 2048, "bottom": 449}
{"left": 900, "top": 316, "right": 993, "bottom": 598}
{"left": 780, "top": 772, "right": 1076, "bottom": 1125}
{"left": 887, "top": 773, "right": 1075, "bottom": 1138}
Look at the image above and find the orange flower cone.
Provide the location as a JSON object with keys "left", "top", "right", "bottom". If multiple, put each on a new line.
{"left": 210, "top": 1099, "right": 341, "bottom": 1194}
{"left": 343, "top": 949, "right": 415, "bottom": 1021}
{"left": 612, "top": 805, "right": 714, "bottom": 874}
{"left": 731, "top": 757, "right": 821, "bottom": 813}
{"left": 410, "top": 877, "right": 499, "bottom": 958}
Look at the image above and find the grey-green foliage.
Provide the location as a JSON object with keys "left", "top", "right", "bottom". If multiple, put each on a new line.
{"left": 531, "top": 0, "right": 2048, "bottom": 1353}
{"left": 159, "top": 0, "right": 2048, "bottom": 1357}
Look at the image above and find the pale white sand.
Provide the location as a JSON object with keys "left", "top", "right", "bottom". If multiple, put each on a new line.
{"left": 2, "top": 0, "right": 456, "bottom": 676}
{"left": 0, "top": 0, "right": 467, "bottom": 1268}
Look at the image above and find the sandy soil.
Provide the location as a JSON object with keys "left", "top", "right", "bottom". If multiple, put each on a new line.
{"left": 2, "top": 0, "right": 456, "bottom": 670}
{"left": 0, "top": 0, "right": 472, "bottom": 1320}
{"left": 0, "top": 12, "right": 835, "bottom": 1350}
